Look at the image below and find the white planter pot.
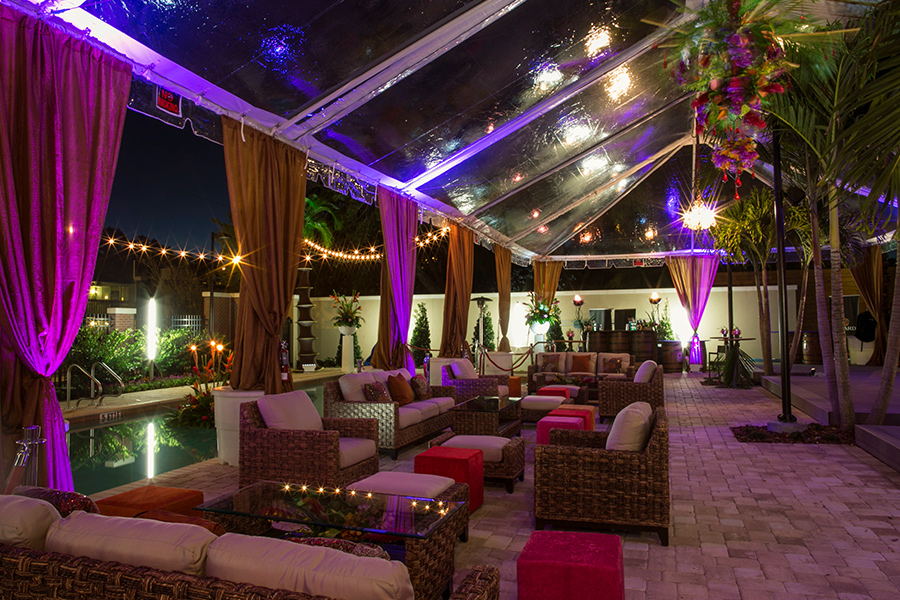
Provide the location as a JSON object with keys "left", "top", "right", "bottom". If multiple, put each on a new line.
{"left": 530, "top": 321, "right": 550, "bottom": 336}
{"left": 213, "top": 386, "right": 266, "bottom": 466}
{"left": 338, "top": 325, "right": 357, "bottom": 336}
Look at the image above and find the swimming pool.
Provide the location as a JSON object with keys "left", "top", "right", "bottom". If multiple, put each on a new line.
{"left": 68, "top": 413, "right": 216, "bottom": 496}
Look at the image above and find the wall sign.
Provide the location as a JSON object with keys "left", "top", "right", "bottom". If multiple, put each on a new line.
{"left": 156, "top": 86, "right": 182, "bottom": 117}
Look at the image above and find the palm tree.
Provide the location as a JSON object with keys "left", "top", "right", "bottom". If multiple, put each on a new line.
{"left": 767, "top": 2, "right": 900, "bottom": 429}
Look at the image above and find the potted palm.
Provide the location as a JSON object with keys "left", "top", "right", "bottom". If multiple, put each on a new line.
{"left": 331, "top": 291, "right": 364, "bottom": 336}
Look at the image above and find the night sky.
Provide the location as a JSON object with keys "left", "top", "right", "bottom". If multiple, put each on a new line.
{"left": 105, "top": 110, "right": 230, "bottom": 251}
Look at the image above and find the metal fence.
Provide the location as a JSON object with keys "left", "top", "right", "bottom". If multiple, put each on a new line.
{"left": 170, "top": 314, "right": 204, "bottom": 332}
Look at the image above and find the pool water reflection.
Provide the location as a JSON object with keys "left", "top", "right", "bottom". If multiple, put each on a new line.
{"left": 68, "top": 414, "right": 216, "bottom": 495}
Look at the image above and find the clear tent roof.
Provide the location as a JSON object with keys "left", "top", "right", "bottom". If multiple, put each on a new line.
{"left": 8, "top": 0, "right": 861, "bottom": 264}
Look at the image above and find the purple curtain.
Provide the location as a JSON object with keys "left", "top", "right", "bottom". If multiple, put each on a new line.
{"left": 0, "top": 5, "right": 132, "bottom": 489}
{"left": 372, "top": 187, "right": 417, "bottom": 373}
{"left": 666, "top": 254, "right": 719, "bottom": 364}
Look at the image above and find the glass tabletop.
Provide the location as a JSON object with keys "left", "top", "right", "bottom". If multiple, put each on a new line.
{"left": 451, "top": 396, "right": 514, "bottom": 413}
{"left": 196, "top": 481, "right": 462, "bottom": 540}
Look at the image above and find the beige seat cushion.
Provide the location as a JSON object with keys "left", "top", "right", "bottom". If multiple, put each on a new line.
{"left": 397, "top": 405, "right": 423, "bottom": 429}
{"left": 207, "top": 533, "right": 414, "bottom": 600}
{"left": 257, "top": 390, "right": 322, "bottom": 431}
{"left": 634, "top": 360, "right": 657, "bottom": 383}
{"left": 404, "top": 401, "right": 440, "bottom": 420}
{"left": 339, "top": 372, "right": 377, "bottom": 402}
{"left": 45, "top": 512, "right": 217, "bottom": 576}
{"left": 339, "top": 437, "right": 377, "bottom": 468}
{"left": 441, "top": 435, "right": 509, "bottom": 463}
{"left": 450, "top": 359, "right": 478, "bottom": 380}
{"left": 606, "top": 402, "right": 653, "bottom": 451}
{"left": 347, "top": 471, "right": 455, "bottom": 499}
{"left": 423, "top": 396, "right": 455, "bottom": 413}
{"left": 0, "top": 495, "right": 61, "bottom": 550}
{"left": 519, "top": 395, "right": 565, "bottom": 411}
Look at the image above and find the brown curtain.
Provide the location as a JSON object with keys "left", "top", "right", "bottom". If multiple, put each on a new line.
{"left": 494, "top": 246, "right": 512, "bottom": 352}
{"left": 533, "top": 261, "right": 563, "bottom": 304}
{"left": 0, "top": 5, "right": 131, "bottom": 489}
{"left": 439, "top": 224, "right": 474, "bottom": 357}
{"left": 850, "top": 245, "right": 886, "bottom": 366}
{"left": 222, "top": 117, "right": 307, "bottom": 394}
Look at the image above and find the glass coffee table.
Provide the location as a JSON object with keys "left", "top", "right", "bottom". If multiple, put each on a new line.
{"left": 450, "top": 395, "right": 521, "bottom": 437}
{"left": 197, "top": 480, "right": 463, "bottom": 600}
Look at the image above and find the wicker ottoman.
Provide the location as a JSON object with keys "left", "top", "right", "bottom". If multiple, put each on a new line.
{"left": 95, "top": 486, "right": 204, "bottom": 518}
{"left": 547, "top": 408, "right": 592, "bottom": 431}
{"left": 552, "top": 404, "right": 597, "bottom": 431}
{"left": 518, "top": 395, "right": 572, "bottom": 423}
{"left": 431, "top": 431, "right": 526, "bottom": 493}
{"left": 517, "top": 530, "right": 624, "bottom": 600}
{"left": 415, "top": 446, "right": 484, "bottom": 513}
{"left": 536, "top": 415, "right": 583, "bottom": 445}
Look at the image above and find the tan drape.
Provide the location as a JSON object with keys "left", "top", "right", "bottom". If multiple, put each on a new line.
{"left": 439, "top": 224, "right": 474, "bottom": 357}
{"left": 494, "top": 245, "right": 512, "bottom": 352}
{"left": 533, "top": 261, "right": 563, "bottom": 304}
{"left": 222, "top": 117, "right": 307, "bottom": 394}
{"left": 850, "top": 245, "right": 886, "bottom": 366}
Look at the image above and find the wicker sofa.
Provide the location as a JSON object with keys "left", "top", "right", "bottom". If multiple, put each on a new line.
{"left": 526, "top": 351, "right": 635, "bottom": 394}
{"left": 441, "top": 359, "right": 510, "bottom": 402}
{"left": 595, "top": 362, "right": 665, "bottom": 417}
{"left": 324, "top": 374, "right": 458, "bottom": 460}
{"left": 533, "top": 407, "right": 670, "bottom": 545}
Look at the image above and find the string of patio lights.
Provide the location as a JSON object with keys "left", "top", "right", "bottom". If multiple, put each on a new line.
{"left": 102, "top": 226, "right": 451, "bottom": 265}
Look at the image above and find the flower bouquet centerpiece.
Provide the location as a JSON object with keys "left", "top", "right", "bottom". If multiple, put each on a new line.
{"left": 331, "top": 291, "right": 364, "bottom": 336}
{"left": 524, "top": 292, "right": 558, "bottom": 336}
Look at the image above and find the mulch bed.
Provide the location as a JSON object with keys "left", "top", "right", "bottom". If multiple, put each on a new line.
{"left": 731, "top": 423, "right": 855, "bottom": 444}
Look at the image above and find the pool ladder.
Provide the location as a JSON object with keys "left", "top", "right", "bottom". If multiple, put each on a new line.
{"left": 66, "top": 362, "right": 125, "bottom": 409}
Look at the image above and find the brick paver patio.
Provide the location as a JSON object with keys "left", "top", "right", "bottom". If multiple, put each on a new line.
{"left": 93, "top": 373, "right": 900, "bottom": 599}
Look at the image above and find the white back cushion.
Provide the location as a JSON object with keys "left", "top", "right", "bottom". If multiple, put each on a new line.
{"left": 207, "top": 533, "right": 415, "bottom": 600}
{"left": 634, "top": 360, "right": 658, "bottom": 383}
{"left": 258, "top": 390, "right": 322, "bottom": 431}
{"left": 450, "top": 359, "right": 478, "bottom": 380}
{"left": 45, "top": 512, "right": 216, "bottom": 575}
{"left": 606, "top": 402, "right": 653, "bottom": 451}
{"left": 372, "top": 369, "right": 412, "bottom": 385}
{"left": 0, "top": 495, "right": 60, "bottom": 550}
{"left": 339, "top": 372, "right": 377, "bottom": 402}
{"left": 483, "top": 352, "right": 512, "bottom": 376}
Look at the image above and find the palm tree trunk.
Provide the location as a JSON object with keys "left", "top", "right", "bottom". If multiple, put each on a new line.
{"left": 808, "top": 182, "right": 840, "bottom": 423}
{"left": 788, "top": 261, "right": 810, "bottom": 370}
{"left": 867, "top": 258, "right": 900, "bottom": 424}
{"left": 829, "top": 192, "right": 855, "bottom": 430}
{"left": 760, "top": 260, "right": 774, "bottom": 375}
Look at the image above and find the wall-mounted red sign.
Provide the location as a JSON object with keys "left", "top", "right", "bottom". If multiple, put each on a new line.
{"left": 156, "top": 86, "right": 181, "bottom": 117}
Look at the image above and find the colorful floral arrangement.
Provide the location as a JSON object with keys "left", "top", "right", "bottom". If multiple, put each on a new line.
{"left": 167, "top": 343, "right": 232, "bottom": 429}
{"left": 668, "top": 0, "right": 797, "bottom": 179}
{"left": 523, "top": 292, "right": 559, "bottom": 326}
{"left": 330, "top": 291, "right": 364, "bottom": 328}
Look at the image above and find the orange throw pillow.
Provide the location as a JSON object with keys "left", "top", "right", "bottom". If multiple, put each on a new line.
{"left": 570, "top": 354, "right": 592, "bottom": 373}
{"left": 387, "top": 374, "right": 415, "bottom": 406}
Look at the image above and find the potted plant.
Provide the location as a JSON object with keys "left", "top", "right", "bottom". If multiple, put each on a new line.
{"left": 331, "top": 291, "right": 364, "bottom": 336}
{"left": 524, "top": 292, "right": 558, "bottom": 335}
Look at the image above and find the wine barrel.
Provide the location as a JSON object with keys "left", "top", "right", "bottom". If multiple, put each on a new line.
{"left": 801, "top": 331, "right": 821, "bottom": 365}
{"left": 631, "top": 330, "right": 657, "bottom": 363}
{"left": 610, "top": 331, "right": 631, "bottom": 354}
{"left": 658, "top": 340, "right": 684, "bottom": 374}
{"left": 587, "top": 330, "right": 610, "bottom": 353}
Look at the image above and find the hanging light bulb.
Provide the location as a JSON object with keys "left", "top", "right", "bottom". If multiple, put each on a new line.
{"left": 683, "top": 200, "right": 716, "bottom": 230}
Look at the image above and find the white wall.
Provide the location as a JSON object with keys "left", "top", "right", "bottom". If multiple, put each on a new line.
{"left": 299, "top": 284, "right": 800, "bottom": 366}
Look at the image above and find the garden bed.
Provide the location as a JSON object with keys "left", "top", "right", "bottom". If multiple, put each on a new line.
{"left": 731, "top": 424, "right": 855, "bottom": 444}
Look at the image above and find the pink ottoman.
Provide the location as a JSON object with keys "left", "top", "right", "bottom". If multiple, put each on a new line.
{"left": 537, "top": 386, "right": 570, "bottom": 399}
{"left": 536, "top": 415, "right": 583, "bottom": 445}
{"left": 517, "top": 531, "right": 624, "bottom": 600}
{"left": 415, "top": 446, "right": 484, "bottom": 513}
{"left": 547, "top": 408, "right": 591, "bottom": 431}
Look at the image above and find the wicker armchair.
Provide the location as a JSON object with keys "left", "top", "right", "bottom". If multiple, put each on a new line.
{"left": 323, "top": 380, "right": 458, "bottom": 459}
{"left": 239, "top": 400, "right": 379, "bottom": 488}
{"left": 533, "top": 407, "right": 670, "bottom": 545}
{"left": 595, "top": 363, "right": 665, "bottom": 417}
{"left": 441, "top": 360, "right": 510, "bottom": 402}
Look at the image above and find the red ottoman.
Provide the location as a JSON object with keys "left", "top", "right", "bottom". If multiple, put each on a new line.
{"left": 547, "top": 408, "right": 591, "bottom": 431}
{"left": 95, "top": 486, "right": 204, "bottom": 518}
{"left": 536, "top": 415, "right": 583, "bottom": 445}
{"left": 537, "top": 386, "right": 570, "bottom": 399}
{"left": 517, "top": 531, "right": 624, "bottom": 600}
{"left": 415, "top": 446, "right": 483, "bottom": 513}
